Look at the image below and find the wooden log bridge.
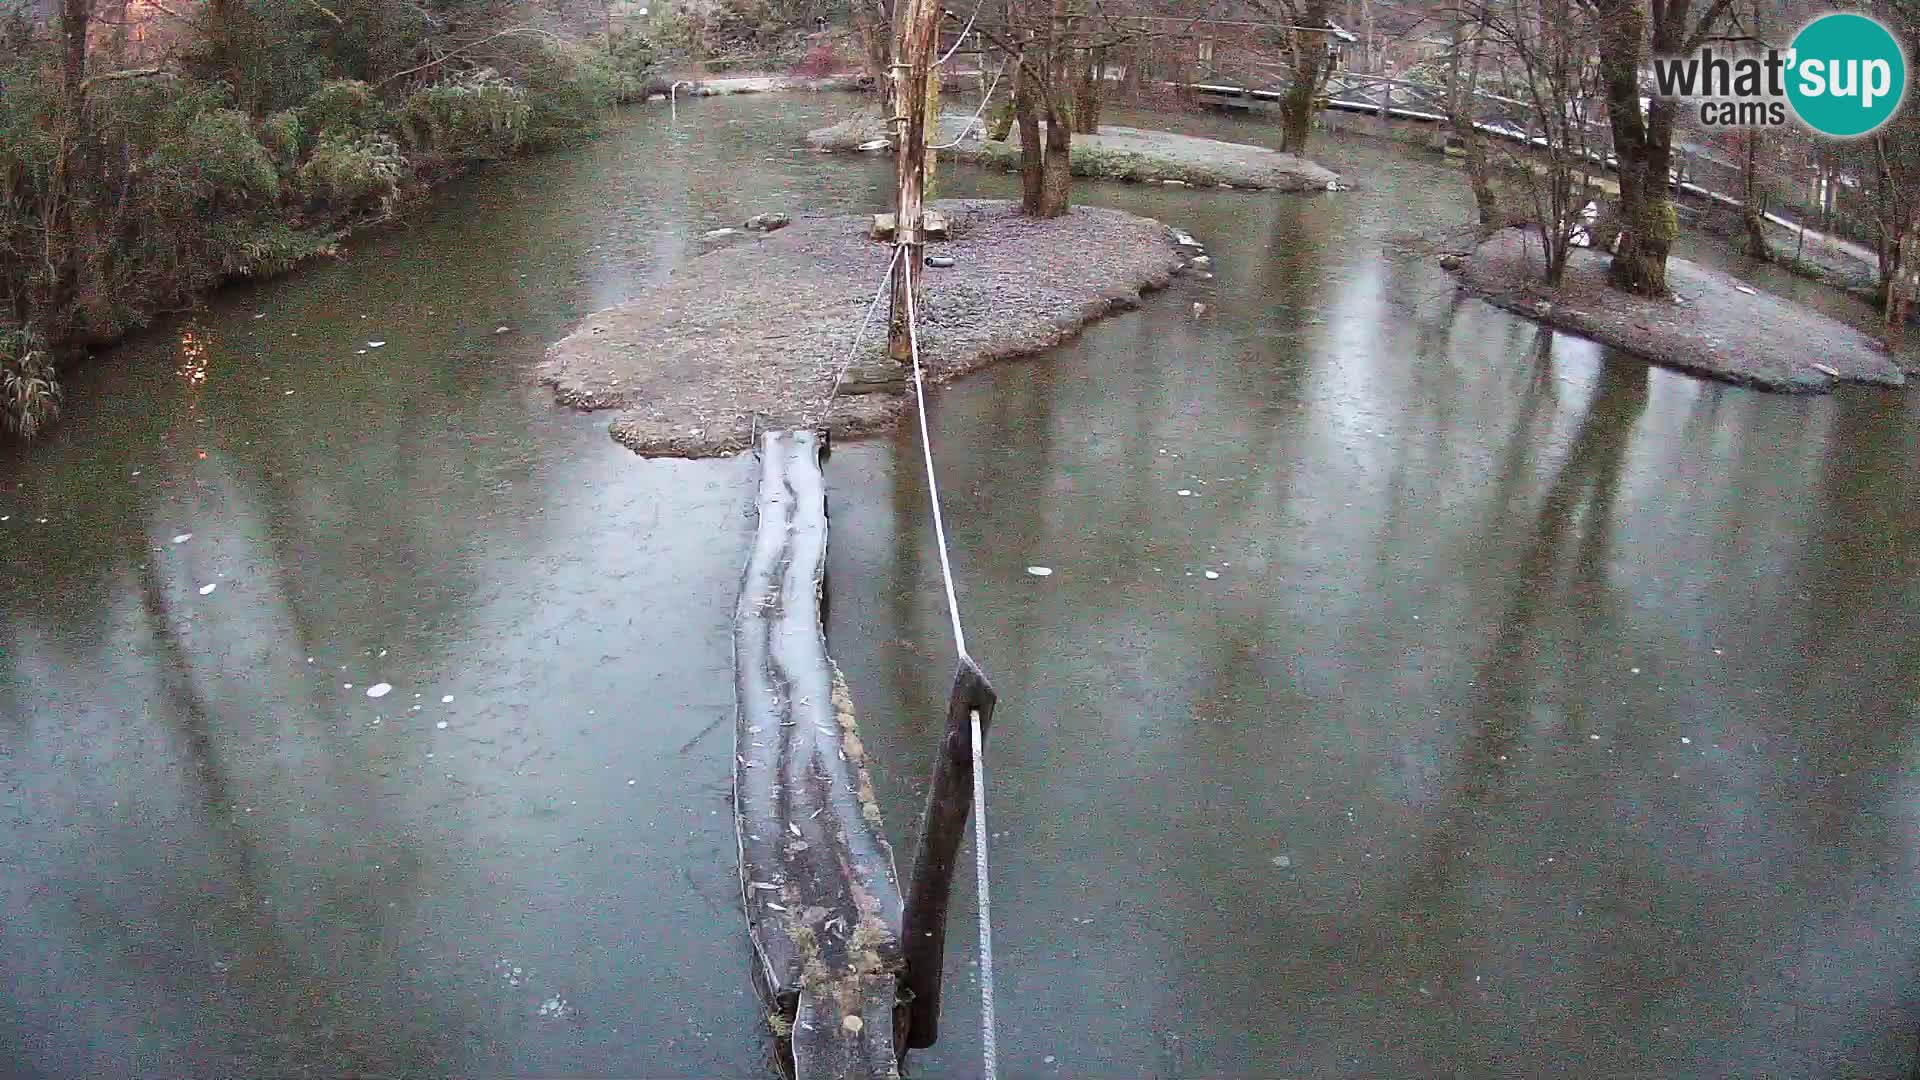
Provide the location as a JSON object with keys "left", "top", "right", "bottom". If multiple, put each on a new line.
{"left": 736, "top": 430, "right": 1001, "bottom": 1077}
{"left": 735, "top": 430, "right": 906, "bottom": 1078}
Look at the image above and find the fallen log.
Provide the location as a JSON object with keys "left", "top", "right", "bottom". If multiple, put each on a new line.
{"left": 734, "top": 429, "right": 907, "bottom": 1078}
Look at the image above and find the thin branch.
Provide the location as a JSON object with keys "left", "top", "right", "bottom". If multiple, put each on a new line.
{"left": 372, "top": 27, "right": 569, "bottom": 88}
{"left": 304, "top": 0, "right": 346, "bottom": 26}
{"left": 82, "top": 67, "right": 176, "bottom": 89}
{"left": 1680, "top": 0, "right": 1737, "bottom": 52}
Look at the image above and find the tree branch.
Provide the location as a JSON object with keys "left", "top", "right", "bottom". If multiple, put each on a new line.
{"left": 372, "top": 27, "right": 569, "bottom": 88}
{"left": 304, "top": 0, "right": 346, "bottom": 27}
{"left": 82, "top": 67, "right": 176, "bottom": 89}
{"left": 1680, "top": 0, "right": 1737, "bottom": 52}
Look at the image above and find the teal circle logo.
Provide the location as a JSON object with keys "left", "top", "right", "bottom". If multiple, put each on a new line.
{"left": 1786, "top": 13, "right": 1907, "bottom": 137}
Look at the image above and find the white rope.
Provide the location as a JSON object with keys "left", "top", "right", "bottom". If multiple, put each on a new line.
{"left": 969, "top": 705, "right": 998, "bottom": 1080}
{"left": 901, "top": 247, "right": 997, "bottom": 1079}
{"left": 936, "top": 1, "right": 983, "bottom": 67}
{"left": 928, "top": 60, "right": 1005, "bottom": 150}
{"left": 819, "top": 246, "right": 904, "bottom": 421}
{"left": 900, "top": 260, "right": 968, "bottom": 660}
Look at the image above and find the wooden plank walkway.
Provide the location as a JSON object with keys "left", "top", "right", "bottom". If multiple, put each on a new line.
{"left": 734, "top": 429, "right": 906, "bottom": 1079}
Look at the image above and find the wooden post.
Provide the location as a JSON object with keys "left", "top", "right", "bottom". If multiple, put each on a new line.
{"left": 926, "top": 59, "right": 941, "bottom": 201}
{"left": 888, "top": 0, "right": 941, "bottom": 361}
{"left": 976, "top": 31, "right": 989, "bottom": 99}
{"left": 900, "top": 656, "right": 998, "bottom": 1050}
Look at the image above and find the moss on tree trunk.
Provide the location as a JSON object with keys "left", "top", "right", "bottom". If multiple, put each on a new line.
{"left": 1039, "top": 116, "right": 1072, "bottom": 216}
{"left": 1014, "top": 47, "right": 1045, "bottom": 216}
{"left": 1280, "top": 0, "right": 1329, "bottom": 155}
{"left": 1073, "top": 45, "right": 1104, "bottom": 135}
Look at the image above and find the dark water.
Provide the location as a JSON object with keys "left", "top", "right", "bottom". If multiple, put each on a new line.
{"left": 4, "top": 96, "right": 1918, "bottom": 1077}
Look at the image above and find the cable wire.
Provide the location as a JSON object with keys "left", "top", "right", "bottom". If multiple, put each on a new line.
{"left": 936, "top": 0, "right": 984, "bottom": 67}
{"left": 818, "top": 246, "right": 905, "bottom": 422}
{"left": 969, "top": 705, "right": 998, "bottom": 1080}
{"left": 901, "top": 233, "right": 997, "bottom": 1080}
{"left": 900, "top": 257, "right": 968, "bottom": 660}
{"left": 928, "top": 61, "right": 1006, "bottom": 150}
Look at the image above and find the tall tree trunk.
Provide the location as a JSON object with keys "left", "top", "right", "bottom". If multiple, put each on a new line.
{"left": 1445, "top": 20, "right": 1497, "bottom": 230}
{"left": 1887, "top": 239, "right": 1910, "bottom": 328}
{"left": 44, "top": 0, "right": 90, "bottom": 353}
{"left": 1039, "top": 110, "right": 1072, "bottom": 215}
{"left": 1595, "top": 0, "right": 1667, "bottom": 295}
{"left": 1896, "top": 216, "right": 1918, "bottom": 328}
{"left": 1737, "top": 0, "right": 1772, "bottom": 263}
{"left": 1819, "top": 144, "right": 1834, "bottom": 232}
{"left": 1879, "top": 163, "right": 1917, "bottom": 328}
{"left": 1013, "top": 40, "right": 1045, "bottom": 215}
{"left": 1030, "top": 0, "right": 1073, "bottom": 218}
{"left": 1594, "top": 0, "right": 1714, "bottom": 296}
{"left": 206, "top": 0, "right": 255, "bottom": 110}
{"left": 108, "top": 0, "right": 129, "bottom": 65}
{"left": 983, "top": 51, "right": 1016, "bottom": 139}
{"left": 1742, "top": 131, "right": 1772, "bottom": 262}
{"left": 854, "top": 0, "right": 895, "bottom": 119}
{"left": 1073, "top": 44, "right": 1104, "bottom": 134}
{"left": 1280, "top": 0, "right": 1329, "bottom": 154}
{"left": 1360, "top": 0, "right": 1376, "bottom": 71}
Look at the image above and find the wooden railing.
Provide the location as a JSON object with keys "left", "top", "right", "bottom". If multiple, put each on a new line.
{"left": 1185, "top": 64, "right": 1880, "bottom": 261}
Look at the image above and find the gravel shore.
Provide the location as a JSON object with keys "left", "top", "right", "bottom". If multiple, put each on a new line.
{"left": 1447, "top": 228, "right": 1906, "bottom": 393}
{"left": 807, "top": 108, "right": 1339, "bottom": 192}
{"left": 541, "top": 199, "right": 1189, "bottom": 457}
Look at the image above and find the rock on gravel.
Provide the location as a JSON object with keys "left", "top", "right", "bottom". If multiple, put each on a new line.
{"left": 1448, "top": 227, "right": 1906, "bottom": 393}
{"left": 541, "top": 199, "right": 1187, "bottom": 458}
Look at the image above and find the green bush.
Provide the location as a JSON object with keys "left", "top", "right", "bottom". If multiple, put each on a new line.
{"left": 1, "top": 326, "right": 59, "bottom": 440}
{"left": 645, "top": 9, "right": 702, "bottom": 55}
{"left": 0, "top": 4, "right": 681, "bottom": 441}
{"left": 607, "top": 31, "right": 658, "bottom": 76}
{"left": 599, "top": 32, "right": 664, "bottom": 102}
{"left": 205, "top": 216, "right": 343, "bottom": 277}
{"left": 148, "top": 107, "right": 280, "bottom": 208}
{"left": 300, "top": 79, "right": 386, "bottom": 139}
{"left": 261, "top": 109, "right": 307, "bottom": 172}
{"left": 397, "top": 70, "right": 531, "bottom": 160}
{"left": 297, "top": 131, "right": 408, "bottom": 215}
{"left": 522, "top": 45, "right": 619, "bottom": 148}
{"left": 0, "top": 56, "right": 59, "bottom": 318}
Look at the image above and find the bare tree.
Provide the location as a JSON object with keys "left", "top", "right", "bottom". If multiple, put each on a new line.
{"left": 1243, "top": 0, "right": 1336, "bottom": 152}
{"left": 1738, "top": 128, "right": 1772, "bottom": 261}
{"left": 43, "top": 0, "right": 90, "bottom": 349}
{"left": 1721, "top": 0, "right": 1773, "bottom": 261}
{"left": 972, "top": 1, "right": 1243, "bottom": 214}
{"left": 1863, "top": 0, "right": 1920, "bottom": 326}
{"left": 1586, "top": 0, "right": 1736, "bottom": 296}
{"left": 1073, "top": 38, "right": 1107, "bottom": 132}
{"left": 978, "top": 0, "right": 1094, "bottom": 217}
{"left": 1440, "top": 7, "right": 1498, "bottom": 229}
{"left": 851, "top": 0, "right": 895, "bottom": 116}
{"left": 1450, "top": 0, "right": 1601, "bottom": 284}
{"left": 1862, "top": 111, "right": 1920, "bottom": 326}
